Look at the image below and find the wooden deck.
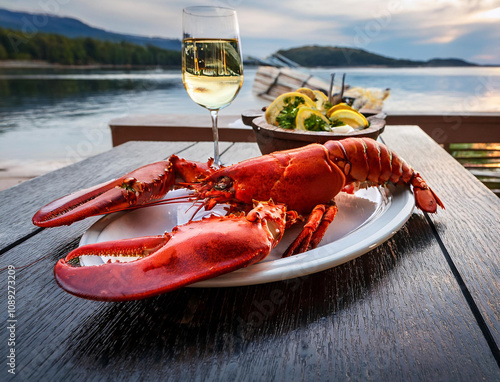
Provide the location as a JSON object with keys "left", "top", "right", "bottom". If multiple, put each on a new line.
{"left": 1, "top": 126, "right": 499, "bottom": 380}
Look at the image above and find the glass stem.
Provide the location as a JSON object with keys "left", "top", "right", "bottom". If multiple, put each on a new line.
{"left": 210, "top": 109, "right": 221, "bottom": 166}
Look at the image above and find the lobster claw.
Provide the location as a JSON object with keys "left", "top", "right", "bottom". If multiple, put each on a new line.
{"left": 32, "top": 161, "right": 175, "bottom": 227}
{"left": 54, "top": 201, "right": 287, "bottom": 301}
{"left": 32, "top": 156, "right": 217, "bottom": 228}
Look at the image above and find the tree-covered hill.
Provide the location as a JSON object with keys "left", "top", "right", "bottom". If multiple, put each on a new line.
{"left": 0, "top": 8, "right": 181, "bottom": 51}
{"left": 277, "top": 45, "right": 478, "bottom": 67}
{"left": 0, "top": 27, "right": 180, "bottom": 66}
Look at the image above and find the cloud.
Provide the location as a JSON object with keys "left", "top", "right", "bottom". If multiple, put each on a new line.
{"left": 0, "top": 0, "right": 499, "bottom": 64}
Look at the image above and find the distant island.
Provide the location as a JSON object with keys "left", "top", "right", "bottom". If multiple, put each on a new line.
{"left": 0, "top": 8, "right": 482, "bottom": 68}
{"left": 277, "top": 45, "right": 478, "bottom": 67}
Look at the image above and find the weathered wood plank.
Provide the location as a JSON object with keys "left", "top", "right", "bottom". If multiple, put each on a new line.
{"left": 461, "top": 162, "right": 500, "bottom": 168}
{"left": 451, "top": 143, "right": 500, "bottom": 151}
{"left": 385, "top": 113, "right": 500, "bottom": 145}
{"left": 453, "top": 151, "right": 500, "bottom": 159}
{"left": 221, "top": 142, "right": 262, "bottom": 164}
{"left": 108, "top": 114, "right": 256, "bottom": 146}
{"left": 469, "top": 169, "right": 500, "bottom": 178}
{"left": 382, "top": 125, "right": 500, "bottom": 348}
{"left": 252, "top": 66, "right": 330, "bottom": 100}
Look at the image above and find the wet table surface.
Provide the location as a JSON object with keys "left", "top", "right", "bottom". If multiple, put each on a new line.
{"left": 1, "top": 125, "right": 499, "bottom": 381}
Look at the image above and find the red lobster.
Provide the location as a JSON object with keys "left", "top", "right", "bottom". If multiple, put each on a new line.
{"left": 33, "top": 138, "right": 443, "bottom": 301}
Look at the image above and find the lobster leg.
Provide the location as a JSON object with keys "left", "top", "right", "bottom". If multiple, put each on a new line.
{"left": 283, "top": 203, "right": 338, "bottom": 258}
{"left": 54, "top": 201, "right": 286, "bottom": 301}
{"left": 309, "top": 203, "right": 339, "bottom": 248}
{"left": 32, "top": 156, "right": 216, "bottom": 227}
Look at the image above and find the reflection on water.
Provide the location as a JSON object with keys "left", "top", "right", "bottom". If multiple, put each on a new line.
{"left": 0, "top": 66, "right": 499, "bottom": 164}
{"left": 0, "top": 67, "right": 261, "bottom": 165}
{"left": 0, "top": 77, "right": 180, "bottom": 114}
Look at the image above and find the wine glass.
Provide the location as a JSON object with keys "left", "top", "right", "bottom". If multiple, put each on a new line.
{"left": 182, "top": 6, "right": 244, "bottom": 166}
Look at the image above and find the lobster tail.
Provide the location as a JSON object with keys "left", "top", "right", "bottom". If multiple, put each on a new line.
{"left": 410, "top": 172, "right": 445, "bottom": 213}
{"left": 324, "top": 138, "right": 444, "bottom": 213}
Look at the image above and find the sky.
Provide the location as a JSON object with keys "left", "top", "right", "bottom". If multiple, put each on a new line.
{"left": 1, "top": 0, "right": 499, "bottom": 65}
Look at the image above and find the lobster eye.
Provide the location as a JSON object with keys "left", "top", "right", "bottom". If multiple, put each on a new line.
{"left": 214, "top": 176, "right": 232, "bottom": 191}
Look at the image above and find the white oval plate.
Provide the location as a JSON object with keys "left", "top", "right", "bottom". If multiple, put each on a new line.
{"left": 80, "top": 186, "right": 414, "bottom": 287}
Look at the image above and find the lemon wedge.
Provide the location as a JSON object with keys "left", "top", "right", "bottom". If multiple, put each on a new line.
{"left": 313, "top": 90, "right": 329, "bottom": 111}
{"left": 296, "top": 107, "right": 332, "bottom": 131}
{"left": 326, "top": 103, "right": 356, "bottom": 117}
{"left": 265, "top": 92, "right": 316, "bottom": 128}
{"left": 328, "top": 109, "right": 369, "bottom": 129}
{"left": 295, "top": 87, "right": 316, "bottom": 101}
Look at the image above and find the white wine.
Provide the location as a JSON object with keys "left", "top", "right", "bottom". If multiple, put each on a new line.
{"left": 182, "top": 6, "right": 243, "bottom": 166}
{"left": 182, "top": 38, "right": 243, "bottom": 110}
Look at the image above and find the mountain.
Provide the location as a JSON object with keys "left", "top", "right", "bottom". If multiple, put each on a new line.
{"left": 0, "top": 8, "right": 181, "bottom": 51}
{"left": 277, "top": 46, "right": 478, "bottom": 67}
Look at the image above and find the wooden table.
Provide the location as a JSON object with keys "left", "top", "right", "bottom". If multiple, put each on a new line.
{"left": 1, "top": 126, "right": 499, "bottom": 381}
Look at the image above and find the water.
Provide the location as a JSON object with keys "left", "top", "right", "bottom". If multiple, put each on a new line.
{"left": 0, "top": 66, "right": 499, "bottom": 167}
{"left": 311, "top": 67, "right": 500, "bottom": 113}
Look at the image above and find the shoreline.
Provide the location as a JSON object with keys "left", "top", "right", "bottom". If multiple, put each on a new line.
{"left": 0, "top": 60, "right": 180, "bottom": 70}
{"left": 1, "top": 60, "right": 497, "bottom": 70}
{"left": 0, "top": 159, "right": 77, "bottom": 191}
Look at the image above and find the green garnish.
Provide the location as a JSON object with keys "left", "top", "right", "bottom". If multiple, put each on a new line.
{"left": 329, "top": 119, "right": 346, "bottom": 127}
{"left": 304, "top": 115, "right": 331, "bottom": 131}
{"left": 276, "top": 96, "right": 306, "bottom": 129}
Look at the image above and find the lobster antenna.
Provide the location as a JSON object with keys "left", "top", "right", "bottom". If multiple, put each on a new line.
{"left": 115, "top": 194, "right": 197, "bottom": 211}
{"left": 122, "top": 199, "right": 205, "bottom": 211}
{"left": 188, "top": 202, "right": 207, "bottom": 223}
